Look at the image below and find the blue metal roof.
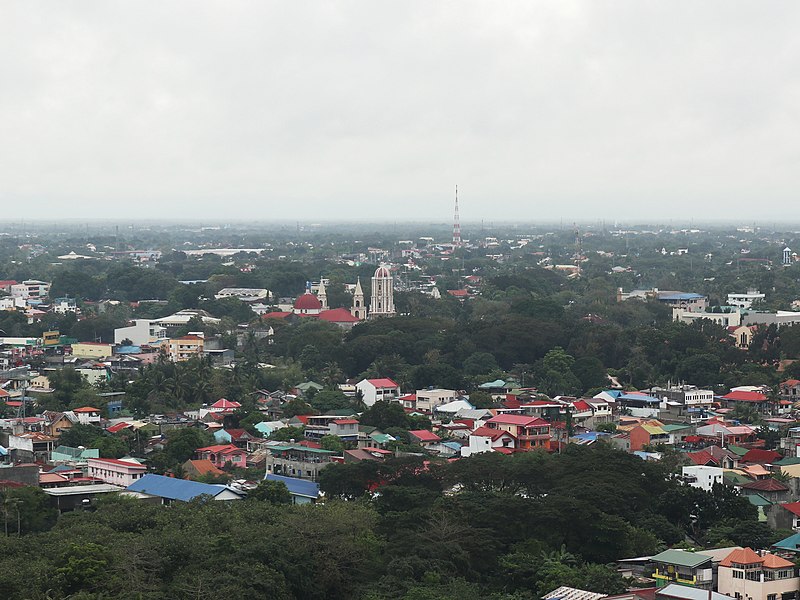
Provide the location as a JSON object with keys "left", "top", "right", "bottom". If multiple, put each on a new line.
{"left": 773, "top": 532, "right": 800, "bottom": 552}
{"left": 265, "top": 474, "right": 319, "bottom": 499}
{"left": 127, "top": 474, "right": 231, "bottom": 502}
{"left": 659, "top": 293, "right": 705, "bottom": 300}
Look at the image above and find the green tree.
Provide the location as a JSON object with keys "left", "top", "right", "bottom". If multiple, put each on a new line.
{"left": 248, "top": 480, "right": 292, "bottom": 505}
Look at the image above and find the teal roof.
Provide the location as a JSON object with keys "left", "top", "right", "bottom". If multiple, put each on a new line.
{"left": 724, "top": 471, "right": 751, "bottom": 485}
{"left": 268, "top": 444, "right": 334, "bottom": 454}
{"left": 747, "top": 493, "right": 773, "bottom": 507}
{"left": 650, "top": 549, "right": 712, "bottom": 569}
{"left": 773, "top": 532, "right": 800, "bottom": 552}
{"left": 727, "top": 445, "right": 749, "bottom": 457}
{"left": 777, "top": 457, "right": 800, "bottom": 466}
{"left": 370, "top": 433, "right": 394, "bottom": 444}
{"left": 296, "top": 381, "right": 323, "bottom": 391}
{"left": 479, "top": 379, "right": 506, "bottom": 389}
{"left": 661, "top": 424, "right": 692, "bottom": 432}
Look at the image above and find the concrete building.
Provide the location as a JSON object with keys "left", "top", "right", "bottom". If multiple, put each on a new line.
{"left": 682, "top": 465, "right": 724, "bottom": 492}
{"left": 71, "top": 342, "right": 114, "bottom": 359}
{"left": 415, "top": 388, "right": 458, "bottom": 412}
{"left": 114, "top": 319, "right": 168, "bottom": 346}
{"left": 168, "top": 335, "right": 204, "bottom": 362}
{"left": 87, "top": 457, "right": 146, "bottom": 487}
{"left": 355, "top": 378, "right": 401, "bottom": 407}
{"left": 718, "top": 547, "right": 798, "bottom": 600}
{"left": 727, "top": 289, "right": 766, "bottom": 309}
{"left": 10, "top": 280, "right": 50, "bottom": 301}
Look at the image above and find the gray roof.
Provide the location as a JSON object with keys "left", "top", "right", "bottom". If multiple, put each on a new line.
{"left": 650, "top": 549, "right": 712, "bottom": 568}
{"left": 657, "top": 583, "right": 733, "bottom": 600}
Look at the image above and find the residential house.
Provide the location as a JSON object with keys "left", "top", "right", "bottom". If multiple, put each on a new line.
{"left": 460, "top": 426, "right": 517, "bottom": 457}
{"left": 767, "top": 502, "right": 800, "bottom": 532}
{"left": 303, "top": 416, "right": 359, "bottom": 441}
{"left": 213, "top": 428, "right": 255, "bottom": 448}
{"left": 168, "top": 335, "right": 204, "bottom": 362}
{"left": 87, "top": 457, "right": 147, "bottom": 487}
{"left": 781, "top": 380, "right": 800, "bottom": 402}
{"left": 264, "top": 444, "right": 335, "bottom": 482}
{"left": 650, "top": 549, "right": 714, "bottom": 589}
{"left": 264, "top": 473, "right": 320, "bottom": 504}
{"left": 355, "top": 378, "right": 401, "bottom": 407}
{"left": 485, "top": 414, "right": 550, "bottom": 450}
{"left": 182, "top": 459, "right": 227, "bottom": 480}
{"left": 718, "top": 547, "right": 798, "bottom": 600}
{"left": 629, "top": 421, "right": 670, "bottom": 451}
{"left": 408, "top": 429, "right": 441, "bottom": 448}
{"left": 195, "top": 444, "right": 248, "bottom": 470}
{"left": 722, "top": 390, "right": 772, "bottom": 413}
{"left": 739, "top": 479, "right": 791, "bottom": 504}
{"left": 415, "top": 389, "right": 458, "bottom": 412}
{"left": 654, "top": 584, "right": 732, "bottom": 600}
{"left": 207, "top": 398, "right": 241, "bottom": 413}
{"left": 125, "top": 474, "right": 243, "bottom": 504}
{"left": 73, "top": 406, "right": 102, "bottom": 425}
{"left": 682, "top": 465, "right": 724, "bottom": 492}
{"left": 41, "top": 411, "right": 79, "bottom": 438}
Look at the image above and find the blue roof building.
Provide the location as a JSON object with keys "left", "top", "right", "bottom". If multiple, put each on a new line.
{"left": 125, "top": 474, "right": 243, "bottom": 504}
{"left": 265, "top": 474, "right": 320, "bottom": 504}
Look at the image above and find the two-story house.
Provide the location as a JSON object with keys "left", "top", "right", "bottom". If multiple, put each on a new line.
{"left": 485, "top": 414, "right": 550, "bottom": 450}
{"left": 195, "top": 444, "right": 248, "bottom": 470}
{"left": 264, "top": 444, "right": 335, "bottom": 482}
{"left": 650, "top": 549, "right": 714, "bottom": 589}
{"left": 355, "top": 378, "right": 401, "bottom": 407}
{"left": 718, "top": 547, "right": 799, "bottom": 600}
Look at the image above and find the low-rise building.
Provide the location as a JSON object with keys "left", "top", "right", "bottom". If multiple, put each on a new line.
{"left": 682, "top": 465, "right": 724, "bottom": 492}
{"left": 264, "top": 444, "right": 335, "bottom": 482}
{"left": 356, "top": 378, "right": 401, "bottom": 407}
{"left": 485, "top": 414, "right": 550, "bottom": 450}
{"left": 718, "top": 547, "right": 798, "bottom": 600}
{"left": 87, "top": 457, "right": 146, "bottom": 487}
{"left": 650, "top": 549, "right": 714, "bottom": 590}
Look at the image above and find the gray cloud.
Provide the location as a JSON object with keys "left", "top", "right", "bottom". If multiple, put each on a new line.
{"left": 2, "top": 1, "right": 799, "bottom": 222}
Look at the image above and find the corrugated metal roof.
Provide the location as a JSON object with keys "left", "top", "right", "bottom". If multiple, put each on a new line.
{"left": 126, "top": 474, "right": 235, "bottom": 502}
{"left": 265, "top": 474, "right": 319, "bottom": 499}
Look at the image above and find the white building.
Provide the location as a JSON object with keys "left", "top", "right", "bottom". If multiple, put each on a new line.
{"left": 673, "top": 307, "right": 743, "bottom": 327}
{"left": 415, "top": 389, "right": 459, "bottom": 412}
{"left": 87, "top": 458, "right": 147, "bottom": 487}
{"left": 10, "top": 280, "right": 50, "bottom": 301}
{"left": 369, "top": 265, "right": 395, "bottom": 318}
{"left": 727, "top": 289, "right": 766, "bottom": 309}
{"left": 682, "top": 465, "right": 724, "bottom": 492}
{"left": 52, "top": 297, "right": 78, "bottom": 314}
{"left": 460, "top": 426, "right": 516, "bottom": 457}
{"left": 214, "top": 288, "right": 271, "bottom": 302}
{"left": 114, "top": 319, "right": 168, "bottom": 346}
{"left": 355, "top": 378, "right": 401, "bottom": 407}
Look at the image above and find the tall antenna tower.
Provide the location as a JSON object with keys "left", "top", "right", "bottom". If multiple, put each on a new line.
{"left": 452, "top": 185, "right": 461, "bottom": 247}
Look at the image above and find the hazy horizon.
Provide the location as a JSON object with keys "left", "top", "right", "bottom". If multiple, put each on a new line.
{"left": 3, "top": 2, "right": 800, "bottom": 221}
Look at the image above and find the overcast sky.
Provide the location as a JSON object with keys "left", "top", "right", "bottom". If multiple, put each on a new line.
{"left": 2, "top": 2, "right": 799, "bottom": 223}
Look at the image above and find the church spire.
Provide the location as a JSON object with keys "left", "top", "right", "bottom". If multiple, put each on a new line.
{"left": 351, "top": 277, "right": 365, "bottom": 320}
{"left": 317, "top": 279, "right": 328, "bottom": 310}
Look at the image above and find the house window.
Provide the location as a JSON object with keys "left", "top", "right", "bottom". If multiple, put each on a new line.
{"left": 767, "top": 595, "right": 777, "bottom": 600}
{"left": 733, "top": 570, "right": 744, "bottom": 579}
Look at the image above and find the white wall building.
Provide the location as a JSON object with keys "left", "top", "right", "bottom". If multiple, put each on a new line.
{"left": 114, "top": 319, "right": 168, "bottom": 346}
{"left": 10, "top": 280, "right": 50, "bottom": 301}
{"left": 682, "top": 465, "right": 724, "bottom": 492}
{"left": 355, "top": 378, "right": 401, "bottom": 407}
{"left": 727, "top": 289, "right": 765, "bottom": 309}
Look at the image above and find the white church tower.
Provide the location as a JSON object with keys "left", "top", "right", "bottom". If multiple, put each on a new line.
{"left": 784, "top": 247, "right": 793, "bottom": 266}
{"left": 351, "top": 278, "right": 366, "bottom": 320}
{"left": 317, "top": 279, "right": 328, "bottom": 310}
{"left": 369, "top": 266, "right": 395, "bottom": 318}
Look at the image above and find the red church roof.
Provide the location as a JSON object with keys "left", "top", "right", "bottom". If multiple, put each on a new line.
{"left": 318, "top": 308, "right": 359, "bottom": 323}
{"left": 293, "top": 293, "right": 322, "bottom": 310}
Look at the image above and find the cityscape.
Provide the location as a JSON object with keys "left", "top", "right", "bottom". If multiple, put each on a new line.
{"left": 4, "top": 1, "right": 800, "bottom": 599}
